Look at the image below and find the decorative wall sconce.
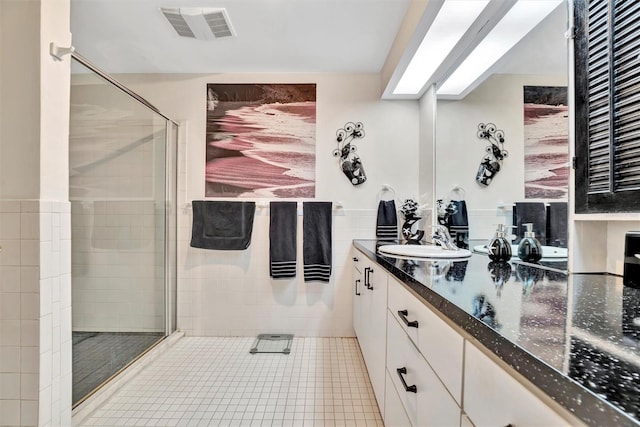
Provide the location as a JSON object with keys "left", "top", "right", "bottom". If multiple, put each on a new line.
{"left": 333, "top": 122, "right": 366, "bottom": 186}
{"left": 475, "top": 122, "right": 507, "bottom": 186}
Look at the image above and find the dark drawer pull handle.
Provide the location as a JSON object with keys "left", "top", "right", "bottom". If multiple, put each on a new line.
{"left": 364, "top": 267, "right": 374, "bottom": 290}
{"left": 355, "top": 279, "right": 361, "bottom": 296}
{"left": 396, "top": 367, "right": 417, "bottom": 393}
{"left": 353, "top": 257, "right": 359, "bottom": 262}
{"left": 398, "top": 310, "right": 419, "bottom": 328}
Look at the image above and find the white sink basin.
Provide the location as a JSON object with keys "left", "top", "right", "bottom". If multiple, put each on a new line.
{"left": 472, "top": 244, "right": 567, "bottom": 260}
{"left": 378, "top": 244, "right": 472, "bottom": 259}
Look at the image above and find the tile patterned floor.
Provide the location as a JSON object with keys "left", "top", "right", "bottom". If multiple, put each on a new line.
{"left": 78, "top": 337, "right": 382, "bottom": 427}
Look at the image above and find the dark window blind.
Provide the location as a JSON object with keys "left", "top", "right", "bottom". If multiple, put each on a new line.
{"left": 575, "top": 0, "right": 640, "bottom": 212}
{"left": 613, "top": 1, "right": 640, "bottom": 192}
{"left": 586, "top": 0, "right": 610, "bottom": 194}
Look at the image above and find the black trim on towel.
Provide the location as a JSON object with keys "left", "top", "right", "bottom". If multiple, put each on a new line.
{"left": 269, "top": 202, "right": 298, "bottom": 279}
{"left": 303, "top": 202, "right": 332, "bottom": 283}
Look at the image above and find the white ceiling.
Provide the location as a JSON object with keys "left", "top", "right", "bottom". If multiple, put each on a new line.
{"left": 70, "top": 0, "right": 411, "bottom": 74}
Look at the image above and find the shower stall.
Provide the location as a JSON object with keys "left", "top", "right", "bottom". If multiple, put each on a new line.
{"left": 68, "top": 53, "right": 177, "bottom": 406}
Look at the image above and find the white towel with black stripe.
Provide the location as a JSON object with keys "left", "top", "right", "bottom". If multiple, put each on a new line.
{"left": 376, "top": 200, "right": 398, "bottom": 240}
{"left": 269, "top": 202, "right": 297, "bottom": 279}
{"left": 303, "top": 202, "right": 332, "bottom": 283}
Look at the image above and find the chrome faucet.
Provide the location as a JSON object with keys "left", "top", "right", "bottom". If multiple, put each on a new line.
{"left": 430, "top": 225, "right": 459, "bottom": 250}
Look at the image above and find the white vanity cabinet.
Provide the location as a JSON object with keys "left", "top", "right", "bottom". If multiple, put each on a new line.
{"left": 352, "top": 249, "right": 388, "bottom": 417}
{"left": 386, "top": 310, "right": 461, "bottom": 426}
{"left": 463, "top": 342, "right": 571, "bottom": 427}
{"left": 384, "top": 370, "right": 412, "bottom": 427}
{"left": 352, "top": 251, "right": 364, "bottom": 339}
{"left": 387, "top": 276, "right": 464, "bottom": 404}
{"left": 352, "top": 246, "right": 574, "bottom": 427}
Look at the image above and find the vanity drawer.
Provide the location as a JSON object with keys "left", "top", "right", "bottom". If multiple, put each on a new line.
{"left": 388, "top": 276, "right": 464, "bottom": 403}
{"left": 464, "top": 342, "right": 570, "bottom": 427}
{"left": 386, "top": 310, "right": 461, "bottom": 427}
{"left": 384, "top": 370, "right": 412, "bottom": 427}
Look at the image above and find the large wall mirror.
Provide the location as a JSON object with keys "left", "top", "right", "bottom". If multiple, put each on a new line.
{"left": 435, "top": 0, "right": 569, "bottom": 252}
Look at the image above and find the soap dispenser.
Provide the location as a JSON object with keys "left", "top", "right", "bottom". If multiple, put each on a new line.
{"left": 488, "top": 224, "right": 512, "bottom": 262}
{"left": 517, "top": 223, "right": 542, "bottom": 262}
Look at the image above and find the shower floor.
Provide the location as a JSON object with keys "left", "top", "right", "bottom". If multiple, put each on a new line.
{"left": 73, "top": 331, "right": 164, "bottom": 406}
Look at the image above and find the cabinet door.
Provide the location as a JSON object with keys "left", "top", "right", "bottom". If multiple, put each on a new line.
{"left": 387, "top": 311, "right": 461, "bottom": 427}
{"left": 388, "top": 277, "right": 464, "bottom": 404}
{"left": 352, "top": 251, "right": 364, "bottom": 339}
{"left": 384, "top": 370, "right": 412, "bottom": 427}
{"left": 464, "top": 342, "right": 570, "bottom": 427}
{"left": 361, "top": 263, "right": 388, "bottom": 417}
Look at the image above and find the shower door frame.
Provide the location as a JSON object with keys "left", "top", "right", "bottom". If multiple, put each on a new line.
{"left": 70, "top": 51, "right": 178, "bottom": 406}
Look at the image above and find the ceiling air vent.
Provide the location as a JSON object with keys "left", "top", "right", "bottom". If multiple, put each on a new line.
{"left": 160, "top": 7, "right": 235, "bottom": 40}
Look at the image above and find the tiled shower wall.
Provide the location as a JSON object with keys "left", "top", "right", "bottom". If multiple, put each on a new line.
{"left": 69, "top": 78, "right": 171, "bottom": 334}
{"left": 70, "top": 200, "right": 165, "bottom": 333}
{"left": 0, "top": 200, "right": 72, "bottom": 427}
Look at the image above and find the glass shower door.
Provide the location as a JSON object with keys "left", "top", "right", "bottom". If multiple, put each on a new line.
{"left": 69, "top": 61, "right": 173, "bottom": 406}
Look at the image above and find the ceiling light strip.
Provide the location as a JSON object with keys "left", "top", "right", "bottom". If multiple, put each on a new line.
{"left": 437, "top": 0, "right": 564, "bottom": 98}
{"left": 393, "top": 0, "right": 490, "bottom": 95}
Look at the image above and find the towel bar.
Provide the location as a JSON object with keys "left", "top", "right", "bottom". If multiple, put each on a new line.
{"left": 185, "top": 201, "right": 343, "bottom": 210}
{"left": 255, "top": 201, "right": 343, "bottom": 209}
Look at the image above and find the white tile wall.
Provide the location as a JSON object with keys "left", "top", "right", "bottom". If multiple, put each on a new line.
{"left": 71, "top": 200, "right": 165, "bottom": 333}
{"left": 0, "top": 201, "right": 26, "bottom": 426}
{"left": 467, "top": 208, "right": 513, "bottom": 241}
{"left": 177, "top": 206, "right": 378, "bottom": 338}
{"left": 0, "top": 200, "right": 72, "bottom": 427}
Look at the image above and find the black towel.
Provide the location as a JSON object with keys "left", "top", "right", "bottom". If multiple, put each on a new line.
{"left": 513, "top": 202, "right": 546, "bottom": 245}
{"left": 448, "top": 200, "right": 469, "bottom": 249}
{"left": 376, "top": 200, "right": 398, "bottom": 240}
{"left": 190, "top": 201, "right": 255, "bottom": 250}
{"left": 446, "top": 260, "right": 469, "bottom": 282}
{"left": 303, "top": 202, "right": 332, "bottom": 283}
{"left": 269, "top": 202, "right": 298, "bottom": 279}
{"left": 547, "top": 202, "right": 568, "bottom": 247}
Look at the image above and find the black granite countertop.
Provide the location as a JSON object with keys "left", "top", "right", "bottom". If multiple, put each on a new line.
{"left": 353, "top": 239, "right": 640, "bottom": 427}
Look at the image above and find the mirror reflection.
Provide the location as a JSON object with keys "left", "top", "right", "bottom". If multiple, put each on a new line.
{"left": 435, "top": 1, "right": 569, "bottom": 253}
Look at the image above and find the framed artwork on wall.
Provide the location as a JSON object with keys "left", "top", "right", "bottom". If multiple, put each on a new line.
{"left": 205, "top": 83, "right": 317, "bottom": 198}
{"left": 523, "top": 86, "right": 569, "bottom": 199}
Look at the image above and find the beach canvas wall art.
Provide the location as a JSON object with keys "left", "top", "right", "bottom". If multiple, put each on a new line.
{"left": 205, "top": 83, "right": 316, "bottom": 198}
{"left": 523, "top": 86, "right": 569, "bottom": 199}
